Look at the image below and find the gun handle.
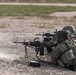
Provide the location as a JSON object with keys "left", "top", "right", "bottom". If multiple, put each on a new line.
{"left": 39, "top": 44, "right": 44, "bottom": 56}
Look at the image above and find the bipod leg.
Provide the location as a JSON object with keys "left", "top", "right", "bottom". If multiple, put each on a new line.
{"left": 24, "top": 45, "right": 28, "bottom": 62}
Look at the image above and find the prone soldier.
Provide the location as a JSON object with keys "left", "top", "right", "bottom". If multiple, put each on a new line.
{"left": 50, "top": 26, "right": 76, "bottom": 71}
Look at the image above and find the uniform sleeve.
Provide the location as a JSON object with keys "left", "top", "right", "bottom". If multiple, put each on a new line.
{"left": 51, "top": 46, "right": 61, "bottom": 62}
{"left": 51, "top": 42, "right": 69, "bottom": 62}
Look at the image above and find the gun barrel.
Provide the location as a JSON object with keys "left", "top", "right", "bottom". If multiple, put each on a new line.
{"left": 14, "top": 41, "right": 29, "bottom": 45}
{"left": 36, "top": 34, "right": 42, "bottom": 36}
{"left": 14, "top": 42, "right": 24, "bottom": 43}
{"left": 14, "top": 41, "right": 44, "bottom": 47}
{"left": 36, "top": 33, "right": 55, "bottom": 37}
{"left": 49, "top": 34, "right": 55, "bottom": 36}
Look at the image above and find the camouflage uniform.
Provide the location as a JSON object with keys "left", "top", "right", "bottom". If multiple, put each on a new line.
{"left": 45, "top": 30, "right": 68, "bottom": 53}
{"left": 48, "top": 26, "right": 76, "bottom": 70}
{"left": 43, "top": 26, "right": 76, "bottom": 70}
{"left": 51, "top": 40, "right": 76, "bottom": 71}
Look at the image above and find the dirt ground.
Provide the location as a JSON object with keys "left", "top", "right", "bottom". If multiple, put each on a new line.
{"left": 0, "top": 15, "right": 76, "bottom": 75}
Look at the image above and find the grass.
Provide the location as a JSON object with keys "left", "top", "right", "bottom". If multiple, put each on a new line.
{"left": 44, "top": 0, "right": 76, "bottom": 3}
{"left": 20, "top": 0, "right": 76, "bottom": 3}
{"left": 0, "top": 5, "right": 76, "bottom": 16}
{"left": 1, "top": 0, "right": 76, "bottom": 3}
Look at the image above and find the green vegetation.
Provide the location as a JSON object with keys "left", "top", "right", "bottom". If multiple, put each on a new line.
{"left": 50, "top": 0, "right": 76, "bottom": 3}
{"left": 0, "top": 5, "right": 76, "bottom": 16}
{"left": 20, "top": 0, "right": 76, "bottom": 3}
{"left": 48, "top": 0, "right": 76, "bottom": 3}
{"left": 1, "top": 0, "right": 76, "bottom": 3}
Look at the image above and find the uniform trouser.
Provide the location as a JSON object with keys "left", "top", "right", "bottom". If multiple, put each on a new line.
{"left": 57, "top": 59, "right": 76, "bottom": 71}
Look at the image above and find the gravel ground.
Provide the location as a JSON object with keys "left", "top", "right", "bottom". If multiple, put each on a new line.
{"left": 50, "top": 12, "right": 76, "bottom": 17}
{"left": 0, "top": 16, "right": 76, "bottom": 75}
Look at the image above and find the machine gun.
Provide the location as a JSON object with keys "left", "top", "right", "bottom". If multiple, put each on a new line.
{"left": 14, "top": 38, "right": 45, "bottom": 61}
{"left": 14, "top": 31, "right": 58, "bottom": 64}
{"left": 36, "top": 32, "right": 55, "bottom": 42}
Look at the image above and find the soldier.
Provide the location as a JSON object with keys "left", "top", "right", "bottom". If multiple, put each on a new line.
{"left": 62, "top": 25, "right": 75, "bottom": 33}
{"left": 50, "top": 26, "right": 76, "bottom": 71}
{"left": 62, "top": 25, "right": 76, "bottom": 38}
{"left": 44, "top": 30, "right": 68, "bottom": 53}
{"left": 51, "top": 40, "right": 76, "bottom": 71}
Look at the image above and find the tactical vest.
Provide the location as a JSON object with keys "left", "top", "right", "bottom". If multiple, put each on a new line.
{"left": 51, "top": 40, "right": 75, "bottom": 66}
{"left": 60, "top": 40, "right": 75, "bottom": 64}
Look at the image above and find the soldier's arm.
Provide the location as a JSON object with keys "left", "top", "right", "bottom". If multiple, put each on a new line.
{"left": 51, "top": 44, "right": 62, "bottom": 62}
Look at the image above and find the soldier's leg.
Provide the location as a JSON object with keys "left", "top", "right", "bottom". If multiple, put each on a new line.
{"left": 66, "top": 59, "right": 76, "bottom": 71}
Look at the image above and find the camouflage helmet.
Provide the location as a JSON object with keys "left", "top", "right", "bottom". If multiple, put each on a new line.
{"left": 62, "top": 26, "right": 75, "bottom": 33}
{"left": 53, "top": 30, "right": 68, "bottom": 44}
